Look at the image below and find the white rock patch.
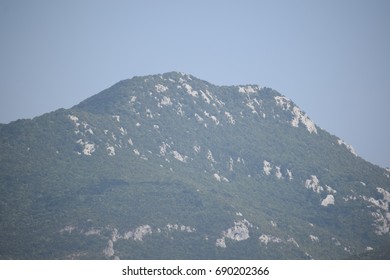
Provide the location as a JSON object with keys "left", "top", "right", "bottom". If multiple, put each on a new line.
{"left": 213, "top": 173, "right": 222, "bottom": 182}
{"left": 362, "top": 191, "right": 390, "bottom": 211}
{"left": 291, "top": 106, "right": 317, "bottom": 134}
{"left": 216, "top": 220, "right": 253, "bottom": 248}
{"left": 287, "top": 237, "right": 300, "bottom": 247}
{"left": 325, "top": 185, "right": 337, "bottom": 194}
{"left": 205, "top": 89, "right": 225, "bottom": 107}
{"left": 371, "top": 211, "right": 390, "bottom": 235}
{"left": 286, "top": 169, "right": 293, "bottom": 180}
{"left": 321, "top": 194, "right": 335, "bottom": 206}
{"left": 238, "top": 86, "right": 257, "bottom": 94}
{"left": 309, "top": 235, "right": 319, "bottom": 242}
{"left": 140, "top": 155, "right": 148, "bottom": 161}
{"left": 68, "top": 114, "right": 81, "bottom": 134}
{"left": 194, "top": 113, "right": 204, "bottom": 123}
{"left": 224, "top": 111, "right": 236, "bottom": 124}
{"left": 215, "top": 238, "right": 227, "bottom": 248}
{"left": 228, "top": 157, "right": 234, "bottom": 172}
{"left": 204, "top": 111, "right": 219, "bottom": 125}
{"left": 175, "top": 103, "right": 184, "bottom": 116}
{"left": 245, "top": 99, "right": 257, "bottom": 114}
{"left": 200, "top": 90, "right": 211, "bottom": 104}
{"left": 213, "top": 173, "right": 229, "bottom": 183}
{"left": 103, "top": 240, "right": 115, "bottom": 257}
{"left": 359, "top": 187, "right": 390, "bottom": 235}
{"left": 81, "top": 121, "right": 94, "bottom": 135}
{"left": 275, "top": 166, "right": 283, "bottom": 179}
{"left": 68, "top": 114, "right": 79, "bottom": 123}
{"left": 305, "top": 175, "right": 323, "bottom": 193}
{"left": 173, "top": 150, "right": 187, "bottom": 163}
{"left": 146, "top": 108, "right": 154, "bottom": 119}
{"left": 259, "top": 234, "right": 282, "bottom": 245}
{"left": 166, "top": 224, "right": 195, "bottom": 233}
{"left": 107, "top": 146, "right": 115, "bottom": 156}
{"left": 207, "top": 150, "right": 216, "bottom": 163}
{"left": 159, "top": 142, "right": 169, "bottom": 156}
{"left": 160, "top": 96, "right": 172, "bottom": 106}
{"left": 133, "top": 225, "right": 152, "bottom": 241}
{"left": 274, "top": 96, "right": 291, "bottom": 111}
{"left": 119, "top": 127, "right": 127, "bottom": 135}
{"left": 337, "top": 139, "right": 358, "bottom": 156}
{"left": 155, "top": 84, "right": 168, "bottom": 93}
{"left": 111, "top": 228, "right": 121, "bottom": 242}
{"left": 377, "top": 187, "right": 390, "bottom": 204}
{"left": 76, "top": 139, "right": 95, "bottom": 156}
{"left": 60, "top": 225, "right": 76, "bottom": 234}
{"left": 342, "top": 195, "right": 357, "bottom": 202}
{"left": 193, "top": 145, "right": 201, "bottom": 154}
{"left": 129, "top": 96, "right": 137, "bottom": 104}
{"left": 183, "top": 83, "right": 198, "bottom": 97}
{"left": 263, "top": 160, "right": 272, "bottom": 176}
{"left": 210, "top": 115, "right": 219, "bottom": 125}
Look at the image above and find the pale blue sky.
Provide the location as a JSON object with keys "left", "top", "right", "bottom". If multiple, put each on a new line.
{"left": 1, "top": 0, "right": 389, "bottom": 167}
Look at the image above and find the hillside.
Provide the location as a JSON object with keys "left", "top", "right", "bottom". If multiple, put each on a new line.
{"left": 1, "top": 72, "right": 389, "bottom": 259}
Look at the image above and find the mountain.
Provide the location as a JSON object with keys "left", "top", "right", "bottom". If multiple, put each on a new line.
{"left": 1, "top": 71, "right": 390, "bottom": 259}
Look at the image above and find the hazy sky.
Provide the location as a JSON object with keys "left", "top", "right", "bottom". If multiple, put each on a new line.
{"left": 0, "top": 0, "right": 389, "bottom": 167}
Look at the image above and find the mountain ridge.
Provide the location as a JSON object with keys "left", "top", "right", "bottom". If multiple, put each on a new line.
{"left": 0, "top": 71, "right": 389, "bottom": 259}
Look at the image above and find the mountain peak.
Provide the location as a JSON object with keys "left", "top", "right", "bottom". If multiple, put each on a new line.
{"left": 75, "top": 73, "right": 290, "bottom": 123}
{"left": 75, "top": 72, "right": 317, "bottom": 136}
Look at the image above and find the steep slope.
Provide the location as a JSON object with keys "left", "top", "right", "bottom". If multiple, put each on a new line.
{"left": 0, "top": 72, "right": 389, "bottom": 259}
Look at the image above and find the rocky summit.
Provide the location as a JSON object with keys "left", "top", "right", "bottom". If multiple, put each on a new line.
{"left": 1, "top": 72, "right": 390, "bottom": 259}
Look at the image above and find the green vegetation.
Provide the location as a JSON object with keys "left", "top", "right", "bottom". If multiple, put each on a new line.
{"left": 1, "top": 72, "right": 389, "bottom": 259}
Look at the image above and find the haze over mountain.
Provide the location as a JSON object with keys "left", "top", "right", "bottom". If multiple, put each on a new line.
{"left": 1, "top": 72, "right": 390, "bottom": 259}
